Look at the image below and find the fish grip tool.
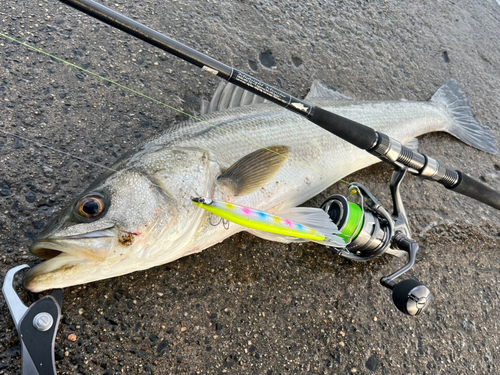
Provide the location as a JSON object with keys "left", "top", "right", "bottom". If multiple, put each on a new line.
{"left": 57, "top": 0, "right": 500, "bottom": 211}
{"left": 2, "top": 265, "right": 63, "bottom": 375}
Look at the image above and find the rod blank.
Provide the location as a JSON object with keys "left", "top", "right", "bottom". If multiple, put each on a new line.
{"left": 58, "top": 0, "right": 500, "bottom": 211}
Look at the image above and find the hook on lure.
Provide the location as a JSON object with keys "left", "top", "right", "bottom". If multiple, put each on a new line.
{"left": 191, "top": 197, "right": 347, "bottom": 247}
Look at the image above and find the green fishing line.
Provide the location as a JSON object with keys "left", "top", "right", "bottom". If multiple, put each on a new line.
{"left": 0, "top": 32, "right": 350, "bottom": 186}
{"left": 342, "top": 202, "right": 363, "bottom": 239}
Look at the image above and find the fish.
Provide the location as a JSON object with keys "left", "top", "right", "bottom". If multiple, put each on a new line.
{"left": 24, "top": 79, "right": 498, "bottom": 292}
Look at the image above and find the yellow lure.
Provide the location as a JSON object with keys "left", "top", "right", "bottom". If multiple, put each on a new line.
{"left": 191, "top": 197, "right": 346, "bottom": 247}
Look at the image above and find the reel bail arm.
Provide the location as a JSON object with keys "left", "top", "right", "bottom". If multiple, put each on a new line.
{"left": 322, "top": 167, "right": 432, "bottom": 316}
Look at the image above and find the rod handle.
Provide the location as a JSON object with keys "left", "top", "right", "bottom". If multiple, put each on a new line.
{"left": 449, "top": 171, "right": 500, "bottom": 210}
{"left": 310, "top": 107, "right": 378, "bottom": 150}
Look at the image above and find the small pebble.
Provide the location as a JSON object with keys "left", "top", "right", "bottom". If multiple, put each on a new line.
{"left": 365, "top": 355, "right": 379, "bottom": 372}
{"left": 68, "top": 333, "right": 77, "bottom": 342}
{"left": 132, "top": 336, "right": 142, "bottom": 344}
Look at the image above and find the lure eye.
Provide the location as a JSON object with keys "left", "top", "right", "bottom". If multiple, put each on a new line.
{"left": 77, "top": 196, "right": 105, "bottom": 219}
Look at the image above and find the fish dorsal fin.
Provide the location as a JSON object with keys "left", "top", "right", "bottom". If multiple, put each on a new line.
{"left": 199, "top": 98, "right": 211, "bottom": 116}
{"left": 305, "top": 80, "right": 353, "bottom": 100}
{"left": 218, "top": 146, "right": 290, "bottom": 196}
{"left": 201, "top": 80, "right": 269, "bottom": 115}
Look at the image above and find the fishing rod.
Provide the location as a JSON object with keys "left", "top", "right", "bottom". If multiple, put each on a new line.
{"left": 56, "top": 0, "right": 500, "bottom": 212}
{"left": 2, "top": 3, "right": 499, "bottom": 374}
{"left": 47, "top": 0, "right": 494, "bottom": 313}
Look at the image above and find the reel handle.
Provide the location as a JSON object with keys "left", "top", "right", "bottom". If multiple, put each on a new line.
{"left": 392, "top": 279, "right": 432, "bottom": 316}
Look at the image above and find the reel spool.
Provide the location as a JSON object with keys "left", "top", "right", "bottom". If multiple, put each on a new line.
{"left": 321, "top": 194, "right": 390, "bottom": 261}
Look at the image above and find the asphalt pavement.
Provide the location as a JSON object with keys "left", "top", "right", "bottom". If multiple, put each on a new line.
{"left": 1, "top": 1, "right": 500, "bottom": 374}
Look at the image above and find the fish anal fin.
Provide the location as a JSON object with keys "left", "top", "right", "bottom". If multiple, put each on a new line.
{"left": 218, "top": 146, "right": 290, "bottom": 196}
{"left": 276, "top": 207, "right": 338, "bottom": 236}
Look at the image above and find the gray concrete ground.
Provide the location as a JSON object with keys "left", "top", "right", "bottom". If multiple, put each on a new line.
{"left": 1, "top": 0, "right": 500, "bottom": 374}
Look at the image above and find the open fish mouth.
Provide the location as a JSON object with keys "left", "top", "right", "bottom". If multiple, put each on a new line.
{"left": 24, "top": 227, "right": 117, "bottom": 292}
{"left": 29, "top": 227, "right": 117, "bottom": 261}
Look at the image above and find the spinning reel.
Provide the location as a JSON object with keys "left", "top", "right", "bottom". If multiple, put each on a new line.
{"left": 321, "top": 167, "right": 432, "bottom": 316}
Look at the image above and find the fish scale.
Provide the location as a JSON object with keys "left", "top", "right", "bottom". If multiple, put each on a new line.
{"left": 147, "top": 99, "right": 446, "bottom": 210}
{"left": 24, "top": 80, "right": 498, "bottom": 292}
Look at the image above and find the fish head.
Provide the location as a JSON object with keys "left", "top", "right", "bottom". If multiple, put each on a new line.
{"left": 24, "top": 168, "right": 181, "bottom": 292}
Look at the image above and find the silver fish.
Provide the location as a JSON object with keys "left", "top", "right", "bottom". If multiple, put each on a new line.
{"left": 24, "top": 80, "right": 497, "bottom": 292}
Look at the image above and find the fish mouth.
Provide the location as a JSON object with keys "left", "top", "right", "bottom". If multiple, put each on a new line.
{"left": 29, "top": 227, "right": 117, "bottom": 261}
{"left": 25, "top": 227, "right": 117, "bottom": 292}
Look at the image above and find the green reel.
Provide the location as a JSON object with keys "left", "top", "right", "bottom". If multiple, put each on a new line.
{"left": 320, "top": 189, "right": 391, "bottom": 261}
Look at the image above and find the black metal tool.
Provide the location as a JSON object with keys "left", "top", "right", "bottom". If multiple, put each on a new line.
{"left": 2, "top": 265, "right": 63, "bottom": 375}
{"left": 57, "top": 0, "right": 500, "bottom": 211}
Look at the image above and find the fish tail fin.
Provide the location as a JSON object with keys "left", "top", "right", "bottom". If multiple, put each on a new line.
{"left": 430, "top": 79, "right": 498, "bottom": 154}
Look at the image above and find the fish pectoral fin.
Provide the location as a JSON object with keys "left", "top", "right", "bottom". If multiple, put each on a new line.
{"left": 217, "top": 145, "right": 290, "bottom": 196}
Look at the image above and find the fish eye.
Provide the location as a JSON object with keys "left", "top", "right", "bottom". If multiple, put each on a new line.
{"left": 77, "top": 196, "right": 105, "bottom": 219}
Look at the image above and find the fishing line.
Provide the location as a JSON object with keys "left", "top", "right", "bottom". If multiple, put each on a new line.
{"left": 0, "top": 129, "right": 119, "bottom": 173}
{"left": 0, "top": 32, "right": 351, "bottom": 186}
{"left": 0, "top": 128, "right": 187, "bottom": 195}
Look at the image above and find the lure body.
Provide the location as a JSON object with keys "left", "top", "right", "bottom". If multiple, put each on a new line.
{"left": 192, "top": 197, "right": 344, "bottom": 244}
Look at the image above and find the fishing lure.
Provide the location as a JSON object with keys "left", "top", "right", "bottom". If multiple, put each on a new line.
{"left": 191, "top": 197, "right": 347, "bottom": 247}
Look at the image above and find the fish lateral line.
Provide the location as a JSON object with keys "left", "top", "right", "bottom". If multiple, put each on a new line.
{"left": 191, "top": 196, "right": 345, "bottom": 244}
